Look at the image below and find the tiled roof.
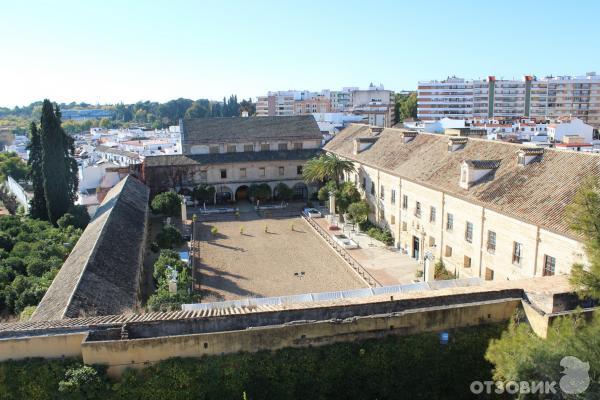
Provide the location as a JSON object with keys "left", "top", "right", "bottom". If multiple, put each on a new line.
{"left": 143, "top": 148, "right": 322, "bottom": 167}
{"left": 181, "top": 116, "right": 322, "bottom": 145}
{"left": 324, "top": 125, "right": 600, "bottom": 238}
{"left": 30, "top": 176, "right": 150, "bottom": 321}
{"left": 96, "top": 145, "right": 140, "bottom": 159}
{"left": 465, "top": 160, "right": 502, "bottom": 169}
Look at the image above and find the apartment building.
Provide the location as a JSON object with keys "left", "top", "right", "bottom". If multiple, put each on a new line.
{"left": 324, "top": 125, "right": 600, "bottom": 281}
{"left": 418, "top": 72, "right": 600, "bottom": 128}
{"left": 293, "top": 97, "right": 332, "bottom": 115}
{"left": 350, "top": 84, "right": 396, "bottom": 127}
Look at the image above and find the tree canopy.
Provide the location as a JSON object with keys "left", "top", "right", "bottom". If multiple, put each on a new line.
{"left": 39, "top": 100, "right": 78, "bottom": 225}
{"left": 0, "top": 152, "right": 28, "bottom": 182}
{"left": 394, "top": 92, "right": 417, "bottom": 122}
{"left": 151, "top": 192, "right": 181, "bottom": 217}
{"left": 303, "top": 153, "right": 355, "bottom": 186}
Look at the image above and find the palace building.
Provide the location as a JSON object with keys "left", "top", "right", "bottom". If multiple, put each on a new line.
{"left": 324, "top": 125, "right": 600, "bottom": 281}
{"left": 136, "top": 115, "right": 323, "bottom": 200}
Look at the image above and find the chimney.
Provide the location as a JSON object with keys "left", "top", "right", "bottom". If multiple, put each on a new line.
{"left": 460, "top": 160, "right": 501, "bottom": 189}
{"left": 401, "top": 130, "right": 418, "bottom": 144}
{"left": 517, "top": 147, "right": 544, "bottom": 166}
{"left": 448, "top": 137, "right": 468, "bottom": 152}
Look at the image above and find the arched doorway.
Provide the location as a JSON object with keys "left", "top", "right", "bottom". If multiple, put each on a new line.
{"left": 293, "top": 182, "right": 308, "bottom": 200}
{"left": 235, "top": 185, "right": 250, "bottom": 201}
{"left": 215, "top": 186, "right": 233, "bottom": 204}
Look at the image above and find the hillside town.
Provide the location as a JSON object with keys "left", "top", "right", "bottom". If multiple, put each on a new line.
{"left": 0, "top": 1, "right": 599, "bottom": 398}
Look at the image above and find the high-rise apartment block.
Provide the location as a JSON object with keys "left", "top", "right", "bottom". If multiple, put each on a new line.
{"left": 256, "top": 85, "right": 396, "bottom": 127}
{"left": 418, "top": 72, "right": 600, "bottom": 128}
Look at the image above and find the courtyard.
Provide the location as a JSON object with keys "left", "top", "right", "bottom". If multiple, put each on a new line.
{"left": 194, "top": 213, "right": 368, "bottom": 301}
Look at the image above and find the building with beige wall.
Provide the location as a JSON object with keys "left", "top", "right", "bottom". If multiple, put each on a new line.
{"left": 326, "top": 125, "right": 599, "bottom": 281}
{"left": 139, "top": 116, "right": 322, "bottom": 199}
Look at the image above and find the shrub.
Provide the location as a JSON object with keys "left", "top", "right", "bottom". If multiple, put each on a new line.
{"left": 210, "top": 226, "right": 218, "bottom": 236}
{"left": 57, "top": 206, "right": 90, "bottom": 230}
{"left": 434, "top": 260, "right": 456, "bottom": 280}
{"left": 58, "top": 365, "right": 109, "bottom": 399}
{"left": 366, "top": 226, "right": 394, "bottom": 246}
{"left": 192, "top": 184, "right": 215, "bottom": 203}
{"left": 274, "top": 183, "right": 293, "bottom": 201}
{"left": 156, "top": 224, "right": 184, "bottom": 249}
{"left": 151, "top": 192, "right": 181, "bottom": 216}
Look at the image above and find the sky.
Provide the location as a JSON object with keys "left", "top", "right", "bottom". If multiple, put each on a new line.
{"left": 1, "top": 0, "right": 599, "bottom": 107}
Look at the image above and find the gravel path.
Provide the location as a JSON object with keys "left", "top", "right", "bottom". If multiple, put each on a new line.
{"left": 195, "top": 216, "right": 367, "bottom": 301}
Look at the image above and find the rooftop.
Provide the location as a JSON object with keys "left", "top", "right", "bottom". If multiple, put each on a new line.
{"left": 30, "top": 175, "right": 150, "bottom": 321}
{"left": 181, "top": 115, "right": 322, "bottom": 146}
{"left": 324, "top": 125, "right": 600, "bottom": 239}
{"left": 143, "top": 148, "right": 321, "bottom": 167}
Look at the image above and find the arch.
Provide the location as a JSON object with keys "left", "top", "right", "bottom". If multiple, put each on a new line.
{"left": 292, "top": 182, "right": 308, "bottom": 200}
{"left": 215, "top": 185, "right": 233, "bottom": 204}
{"left": 235, "top": 185, "right": 250, "bottom": 201}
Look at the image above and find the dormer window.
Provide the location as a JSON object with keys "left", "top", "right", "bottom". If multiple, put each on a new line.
{"left": 517, "top": 148, "right": 544, "bottom": 166}
{"left": 448, "top": 137, "right": 468, "bottom": 152}
{"left": 460, "top": 159, "right": 501, "bottom": 189}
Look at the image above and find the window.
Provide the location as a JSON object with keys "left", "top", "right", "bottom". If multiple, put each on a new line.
{"left": 391, "top": 189, "right": 396, "bottom": 205}
{"left": 429, "top": 236, "right": 435, "bottom": 247}
{"left": 220, "top": 169, "right": 227, "bottom": 179}
{"left": 227, "top": 145, "right": 236, "bottom": 153}
{"left": 278, "top": 143, "right": 288, "bottom": 150}
{"left": 239, "top": 168, "right": 246, "bottom": 178}
{"left": 464, "top": 256, "right": 471, "bottom": 268}
{"left": 278, "top": 166, "right": 284, "bottom": 176}
{"left": 446, "top": 213, "right": 454, "bottom": 231}
{"left": 415, "top": 201, "right": 422, "bottom": 218}
{"left": 512, "top": 242, "right": 522, "bottom": 265}
{"left": 296, "top": 165, "right": 303, "bottom": 175}
{"left": 379, "top": 209, "right": 385, "bottom": 220}
{"left": 370, "top": 182, "right": 375, "bottom": 195}
{"left": 402, "top": 195, "right": 408, "bottom": 210}
{"left": 445, "top": 245, "right": 453, "bottom": 257}
{"left": 485, "top": 268, "right": 494, "bottom": 281}
{"left": 293, "top": 142, "right": 303, "bottom": 150}
{"left": 259, "top": 167, "right": 266, "bottom": 177}
{"left": 209, "top": 145, "right": 219, "bottom": 154}
{"left": 465, "top": 222, "right": 473, "bottom": 243}
{"left": 362, "top": 177, "right": 366, "bottom": 189}
{"left": 402, "top": 222, "right": 407, "bottom": 231}
{"left": 390, "top": 215, "right": 396, "bottom": 225}
{"left": 260, "top": 143, "right": 270, "bottom": 151}
{"left": 380, "top": 185, "right": 385, "bottom": 200}
{"left": 244, "top": 144, "right": 254, "bottom": 152}
{"left": 487, "top": 231, "right": 496, "bottom": 253}
{"left": 430, "top": 206, "right": 436, "bottom": 223}
{"left": 543, "top": 255, "right": 556, "bottom": 276}
{"left": 200, "top": 170, "right": 207, "bottom": 181}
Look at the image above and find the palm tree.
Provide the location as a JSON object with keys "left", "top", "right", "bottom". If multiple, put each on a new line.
{"left": 303, "top": 153, "right": 355, "bottom": 186}
{"left": 323, "top": 153, "right": 355, "bottom": 186}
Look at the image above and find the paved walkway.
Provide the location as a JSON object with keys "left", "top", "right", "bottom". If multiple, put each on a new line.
{"left": 312, "top": 214, "right": 420, "bottom": 286}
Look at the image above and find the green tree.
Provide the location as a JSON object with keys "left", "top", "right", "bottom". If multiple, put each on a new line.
{"left": 192, "top": 184, "right": 216, "bottom": 203}
{"left": 303, "top": 154, "right": 355, "bottom": 186}
{"left": 27, "top": 122, "right": 48, "bottom": 220}
{"left": 274, "top": 183, "right": 293, "bottom": 201}
{"left": 566, "top": 176, "right": 600, "bottom": 299}
{"left": 347, "top": 200, "right": 370, "bottom": 223}
{"left": 156, "top": 224, "right": 184, "bottom": 249}
{"left": 151, "top": 192, "right": 181, "bottom": 216}
{"left": 40, "top": 100, "right": 78, "bottom": 225}
{"left": 394, "top": 92, "right": 417, "bottom": 123}
{"left": 58, "top": 365, "right": 109, "bottom": 399}
{"left": 0, "top": 152, "right": 28, "bottom": 182}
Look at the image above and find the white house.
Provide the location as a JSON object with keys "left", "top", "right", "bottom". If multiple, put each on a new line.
{"left": 547, "top": 118, "right": 594, "bottom": 143}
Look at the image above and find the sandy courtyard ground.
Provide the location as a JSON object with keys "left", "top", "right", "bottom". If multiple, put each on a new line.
{"left": 195, "top": 215, "right": 367, "bottom": 301}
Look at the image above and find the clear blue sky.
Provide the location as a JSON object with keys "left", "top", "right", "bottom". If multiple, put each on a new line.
{"left": 1, "top": 0, "right": 599, "bottom": 107}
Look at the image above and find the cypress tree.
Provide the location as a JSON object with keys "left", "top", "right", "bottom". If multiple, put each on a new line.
{"left": 26, "top": 122, "right": 48, "bottom": 220}
{"left": 39, "top": 100, "right": 78, "bottom": 225}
